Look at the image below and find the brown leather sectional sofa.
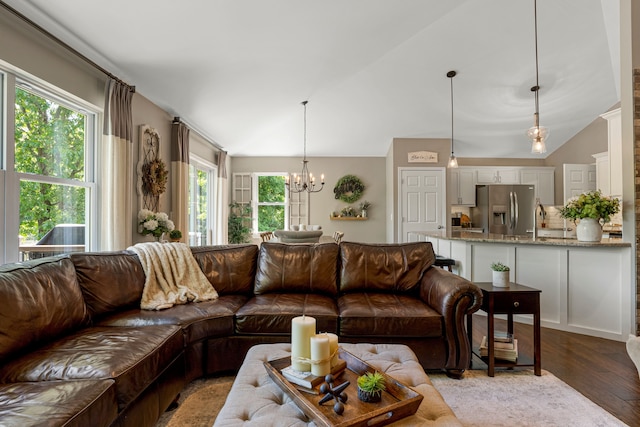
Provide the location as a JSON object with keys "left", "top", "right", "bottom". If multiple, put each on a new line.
{"left": 0, "top": 241, "right": 482, "bottom": 427}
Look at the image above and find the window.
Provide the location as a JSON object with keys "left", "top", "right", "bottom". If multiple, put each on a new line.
{"left": 188, "top": 156, "right": 217, "bottom": 246}
{"left": 2, "top": 73, "right": 97, "bottom": 263}
{"left": 252, "top": 174, "right": 287, "bottom": 232}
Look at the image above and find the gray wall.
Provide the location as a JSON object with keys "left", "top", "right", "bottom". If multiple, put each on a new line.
{"left": 231, "top": 157, "right": 386, "bottom": 243}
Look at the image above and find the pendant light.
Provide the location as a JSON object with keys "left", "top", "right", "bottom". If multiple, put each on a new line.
{"left": 447, "top": 70, "right": 458, "bottom": 168}
{"left": 527, "top": 0, "right": 548, "bottom": 154}
{"left": 285, "top": 101, "right": 324, "bottom": 193}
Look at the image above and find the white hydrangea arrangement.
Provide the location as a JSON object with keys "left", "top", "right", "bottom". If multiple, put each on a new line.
{"left": 138, "top": 209, "right": 175, "bottom": 239}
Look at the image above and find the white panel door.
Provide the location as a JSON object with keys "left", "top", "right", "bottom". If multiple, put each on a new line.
{"left": 399, "top": 168, "right": 445, "bottom": 242}
{"left": 563, "top": 164, "right": 596, "bottom": 202}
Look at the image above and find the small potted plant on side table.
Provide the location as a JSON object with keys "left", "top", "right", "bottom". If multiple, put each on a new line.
{"left": 490, "top": 262, "right": 510, "bottom": 287}
{"left": 357, "top": 371, "right": 386, "bottom": 403}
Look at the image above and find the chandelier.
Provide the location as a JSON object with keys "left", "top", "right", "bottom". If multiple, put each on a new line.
{"left": 286, "top": 100, "right": 324, "bottom": 193}
{"left": 526, "top": 0, "right": 549, "bottom": 154}
{"left": 447, "top": 70, "right": 458, "bottom": 168}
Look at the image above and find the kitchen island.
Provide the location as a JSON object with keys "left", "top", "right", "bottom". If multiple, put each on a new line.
{"left": 410, "top": 230, "right": 633, "bottom": 342}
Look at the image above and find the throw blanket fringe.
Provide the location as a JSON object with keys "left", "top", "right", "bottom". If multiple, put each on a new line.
{"left": 128, "top": 242, "right": 218, "bottom": 310}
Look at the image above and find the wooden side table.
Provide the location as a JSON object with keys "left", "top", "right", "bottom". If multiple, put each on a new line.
{"left": 467, "top": 282, "right": 541, "bottom": 376}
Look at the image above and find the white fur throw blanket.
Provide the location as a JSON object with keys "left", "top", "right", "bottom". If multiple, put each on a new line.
{"left": 128, "top": 242, "right": 218, "bottom": 310}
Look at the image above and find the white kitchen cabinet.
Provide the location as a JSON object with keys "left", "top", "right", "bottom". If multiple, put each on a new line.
{"left": 519, "top": 167, "right": 555, "bottom": 205}
{"left": 475, "top": 167, "right": 520, "bottom": 184}
{"left": 599, "top": 108, "right": 622, "bottom": 196}
{"left": 449, "top": 167, "right": 476, "bottom": 206}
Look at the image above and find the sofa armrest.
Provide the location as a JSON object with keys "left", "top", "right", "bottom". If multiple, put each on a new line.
{"left": 419, "top": 267, "right": 482, "bottom": 375}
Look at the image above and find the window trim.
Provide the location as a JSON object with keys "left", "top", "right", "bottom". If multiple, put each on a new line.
{"left": 1, "top": 65, "right": 100, "bottom": 263}
{"left": 251, "top": 172, "right": 289, "bottom": 233}
{"left": 189, "top": 154, "right": 217, "bottom": 246}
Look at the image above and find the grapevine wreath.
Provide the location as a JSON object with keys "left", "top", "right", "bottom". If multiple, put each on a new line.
{"left": 142, "top": 158, "right": 168, "bottom": 196}
{"left": 333, "top": 174, "right": 365, "bottom": 203}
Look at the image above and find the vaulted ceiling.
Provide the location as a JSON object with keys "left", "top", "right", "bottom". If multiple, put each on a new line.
{"left": 3, "top": 0, "right": 620, "bottom": 158}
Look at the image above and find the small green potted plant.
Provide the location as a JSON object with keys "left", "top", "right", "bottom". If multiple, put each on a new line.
{"left": 359, "top": 200, "right": 371, "bottom": 218}
{"left": 490, "top": 262, "right": 510, "bottom": 287}
{"left": 357, "top": 371, "right": 386, "bottom": 403}
{"left": 169, "top": 230, "right": 182, "bottom": 242}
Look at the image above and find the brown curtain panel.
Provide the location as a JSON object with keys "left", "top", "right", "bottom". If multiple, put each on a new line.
{"left": 101, "top": 79, "right": 134, "bottom": 250}
{"left": 171, "top": 120, "right": 190, "bottom": 241}
{"left": 218, "top": 150, "right": 227, "bottom": 178}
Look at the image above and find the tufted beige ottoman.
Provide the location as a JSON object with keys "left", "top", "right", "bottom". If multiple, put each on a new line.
{"left": 213, "top": 343, "right": 461, "bottom": 426}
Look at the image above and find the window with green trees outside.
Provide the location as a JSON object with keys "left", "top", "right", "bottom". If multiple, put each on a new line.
{"left": 257, "top": 175, "right": 286, "bottom": 232}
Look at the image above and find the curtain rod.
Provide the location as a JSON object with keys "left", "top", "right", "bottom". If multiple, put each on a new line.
{"left": 173, "top": 117, "right": 225, "bottom": 152}
{"left": 0, "top": 1, "right": 135, "bottom": 92}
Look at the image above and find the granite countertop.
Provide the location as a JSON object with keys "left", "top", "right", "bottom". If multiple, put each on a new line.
{"left": 412, "top": 230, "right": 631, "bottom": 247}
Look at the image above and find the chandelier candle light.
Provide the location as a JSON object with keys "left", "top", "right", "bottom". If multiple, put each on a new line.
{"left": 285, "top": 101, "right": 325, "bottom": 193}
{"left": 527, "top": 0, "right": 549, "bottom": 154}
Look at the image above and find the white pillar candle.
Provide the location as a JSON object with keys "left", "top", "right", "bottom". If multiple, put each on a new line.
{"left": 310, "top": 335, "right": 330, "bottom": 377}
{"left": 325, "top": 333, "right": 339, "bottom": 367}
{"left": 291, "top": 316, "right": 316, "bottom": 372}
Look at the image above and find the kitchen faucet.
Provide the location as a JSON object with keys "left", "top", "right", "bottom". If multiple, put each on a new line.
{"left": 532, "top": 200, "right": 545, "bottom": 241}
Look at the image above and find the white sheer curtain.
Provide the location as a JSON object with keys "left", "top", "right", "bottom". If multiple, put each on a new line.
{"left": 100, "top": 79, "right": 134, "bottom": 250}
{"left": 171, "top": 119, "right": 190, "bottom": 241}
{"left": 216, "top": 151, "right": 229, "bottom": 244}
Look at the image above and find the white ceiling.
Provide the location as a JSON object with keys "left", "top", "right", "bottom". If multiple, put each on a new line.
{"left": 3, "top": 0, "right": 620, "bottom": 158}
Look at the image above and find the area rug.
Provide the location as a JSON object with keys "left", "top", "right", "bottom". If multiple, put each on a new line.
{"left": 429, "top": 369, "right": 627, "bottom": 427}
{"left": 154, "top": 370, "right": 626, "bottom": 427}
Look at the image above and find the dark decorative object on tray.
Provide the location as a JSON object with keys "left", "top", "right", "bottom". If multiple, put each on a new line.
{"left": 318, "top": 374, "right": 350, "bottom": 415}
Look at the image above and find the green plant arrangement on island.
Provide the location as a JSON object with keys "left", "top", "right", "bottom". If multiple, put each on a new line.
{"left": 490, "top": 262, "right": 510, "bottom": 272}
{"left": 228, "top": 202, "right": 252, "bottom": 244}
{"left": 559, "top": 190, "right": 620, "bottom": 223}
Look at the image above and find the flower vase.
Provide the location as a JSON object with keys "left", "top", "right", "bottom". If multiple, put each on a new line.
{"left": 576, "top": 218, "right": 602, "bottom": 242}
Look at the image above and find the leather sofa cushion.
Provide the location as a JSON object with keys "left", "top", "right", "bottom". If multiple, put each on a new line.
{"left": 235, "top": 293, "right": 338, "bottom": 334}
{"left": 338, "top": 293, "right": 442, "bottom": 338}
{"left": 97, "top": 294, "right": 248, "bottom": 343}
{"left": 254, "top": 243, "right": 339, "bottom": 296}
{"left": 339, "top": 242, "right": 435, "bottom": 293}
{"left": 190, "top": 245, "right": 258, "bottom": 295}
{"left": 0, "top": 379, "right": 117, "bottom": 427}
{"left": 0, "top": 325, "right": 183, "bottom": 411}
{"left": 0, "top": 257, "right": 90, "bottom": 364}
{"left": 71, "top": 251, "right": 145, "bottom": 318}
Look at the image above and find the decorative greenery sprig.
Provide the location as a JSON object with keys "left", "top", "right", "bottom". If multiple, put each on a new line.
{"left": 559, "top": 190, "right": 620, "bottom": 223}
{"left": 357, "top": 371, "right": 386, "bottom": 396}
{"left": 490, "top": 262, "right": 510, "bottom": 272}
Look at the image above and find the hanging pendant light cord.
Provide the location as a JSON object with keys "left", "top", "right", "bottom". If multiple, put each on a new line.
{"left": 450, "top": 74, "right": 455, "bottom": 155}
{"left": 533, "top": 0, "right": 540, "bottom": 123}
{"left": 302, "top": 100, "right": 308, "bottom": 161}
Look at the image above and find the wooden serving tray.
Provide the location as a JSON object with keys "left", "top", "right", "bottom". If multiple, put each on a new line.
{"left": 264, "top": 347, "right": 423, "bottom": 427}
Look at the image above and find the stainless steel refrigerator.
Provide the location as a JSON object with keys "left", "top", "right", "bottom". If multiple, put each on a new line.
{"left": 471, "top": 184, "right": 536, "bottom": 236}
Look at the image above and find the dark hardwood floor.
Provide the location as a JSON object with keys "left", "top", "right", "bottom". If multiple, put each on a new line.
{"left": 466, "top": 314, "right": 640, "bottom": 426}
